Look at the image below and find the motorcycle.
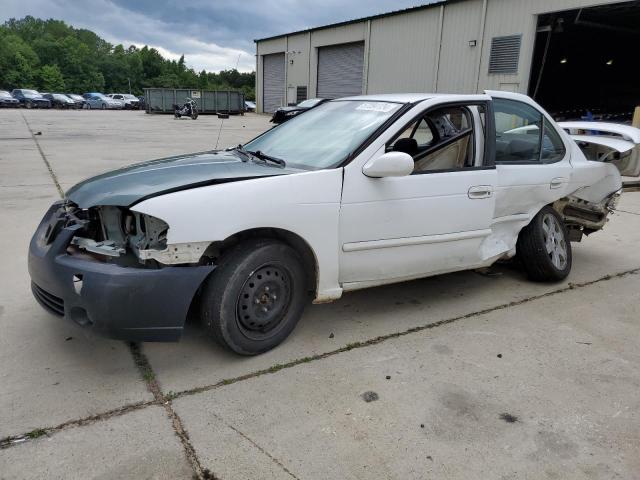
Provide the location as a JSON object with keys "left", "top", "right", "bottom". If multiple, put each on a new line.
{"left": 174, "top": 98, "right": 198, "bottom": 120}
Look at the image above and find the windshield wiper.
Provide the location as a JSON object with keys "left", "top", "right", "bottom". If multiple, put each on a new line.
{"left": 231, "top": 144, "right": 251, "bottom": 162}
{"left": 246, "top": 149, "right": 286, "bottom": 168}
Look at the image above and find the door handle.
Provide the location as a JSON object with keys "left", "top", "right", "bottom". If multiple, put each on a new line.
{"left": 468, "top": 185, "right": 493, "bottom": 199}
{"left": 550, "top": 177, "right": 567, "bottom": 189}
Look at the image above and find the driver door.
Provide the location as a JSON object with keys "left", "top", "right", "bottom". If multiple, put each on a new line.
{"left": 339, "top": 101, "right": 497, "bottom": 287}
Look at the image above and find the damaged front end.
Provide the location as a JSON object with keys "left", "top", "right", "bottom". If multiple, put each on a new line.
{"left": 64, "top": 203, "right": 209, "bottom": 266}
{"left": 28, "top": 201, "right": 214, "bottom": 341}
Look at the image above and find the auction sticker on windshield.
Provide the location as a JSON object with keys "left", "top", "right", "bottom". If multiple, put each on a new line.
{"left": 355, "top": 102, "right": 396, "bottom": 113}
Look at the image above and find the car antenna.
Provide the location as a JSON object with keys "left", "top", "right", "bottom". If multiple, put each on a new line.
{"left": 214, "top": 115, "right": 225, "bottom": 150}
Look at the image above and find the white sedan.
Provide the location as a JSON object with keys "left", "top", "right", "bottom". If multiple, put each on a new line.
{"left": 28, "top": 91, "right": 638, "bottom": 354}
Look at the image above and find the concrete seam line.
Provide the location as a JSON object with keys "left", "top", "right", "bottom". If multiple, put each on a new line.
{"left": 0, "top": 400, "right": 157, "bottom": 449}
{"left": 20, "top": 111, "right": 64, "bottom": 198}
{"left": 1, "top": 267, "right": 638, "bottom": 451}
{"left": 172, "top": 267, "right": 640, "bottom": 400}
{"left": 211, "top": 412, "right": 301, "bottom": 480}
{"left": 128, "top": 343, "right": 217, "bottom": 480}
{"left": 614, "top": 209, "right": 640, "bottom": 217}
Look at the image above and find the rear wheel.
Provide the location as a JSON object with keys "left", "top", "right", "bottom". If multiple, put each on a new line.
{"left": 200, "top": 239, "right": 308, "bottom": 355}
{"left": 25, "top": 101, "right": 32, "bottom": 109}
{"left": 517, "top": 206, "right": 572, "bottom": 282}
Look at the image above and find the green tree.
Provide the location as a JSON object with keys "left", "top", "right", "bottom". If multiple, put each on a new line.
{"left": 37, "top": 64, "right": 65, "bottom": 91}
{"left": 1, "top": 16, "right": 256, "bottom": 96}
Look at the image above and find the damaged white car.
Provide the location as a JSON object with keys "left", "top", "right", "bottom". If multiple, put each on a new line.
{"left": 28, "top": 91, "right": 639, "bottom": 355}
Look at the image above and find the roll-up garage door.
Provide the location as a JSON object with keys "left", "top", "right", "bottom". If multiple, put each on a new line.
{"left": 263, "top": 53, "right": 285, "bottom": 113}
{"left": 317, "top": 42, "right": 364, "bottom": 99}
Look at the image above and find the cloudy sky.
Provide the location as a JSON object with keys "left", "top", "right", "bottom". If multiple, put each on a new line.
{"left": 1, "top": 0, "right": 430, "bottom": 72}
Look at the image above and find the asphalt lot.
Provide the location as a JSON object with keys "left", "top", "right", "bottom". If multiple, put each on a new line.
{"left": 1, "top": 108, "right": 639, "bottom": 479}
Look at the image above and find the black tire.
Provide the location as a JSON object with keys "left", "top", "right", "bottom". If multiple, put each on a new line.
{"left": 517, "top": 206, "right": 572, "bottom": 282}
{"left": 191, "top": 112, "right": 198, "bottom": 120}
{"left": 101, "top": 103, "right": 106, "bottom": 110}
{"left": 200, "top": 239, "right": 308, "bottom": 355}
{"left": 25, "top": 101, "right": 32, "bottom": 109}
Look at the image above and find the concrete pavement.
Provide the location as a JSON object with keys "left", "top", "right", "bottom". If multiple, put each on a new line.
{"left": 0, "top": 108, "right": 638, "bottom": 479}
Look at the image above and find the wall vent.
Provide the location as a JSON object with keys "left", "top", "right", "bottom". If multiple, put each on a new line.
{"left": 488, "top": 34, "right": 522, "bottom": 74}
{"left": 296, "top": 86, "right": 307, "bottom": 103}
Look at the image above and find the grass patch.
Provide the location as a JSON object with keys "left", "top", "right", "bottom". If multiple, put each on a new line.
{"left": 26, "top": 429, "right": 47, "bottom": 439}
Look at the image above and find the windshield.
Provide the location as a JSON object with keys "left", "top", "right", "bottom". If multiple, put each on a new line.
{"left": 244, "top": 100, "right": 401, "bottom": 170}
{"left": 93, "top": 93, "right": 107, "bottom": 99}
{"left": 123, "top": 94, "right": 137, "bottom": 99}
{"left": 22, "top": 90, "right": 40, "bottom": 97}
{"left": 0, "top": 91, "right": 11, "bottom": 98}
{"left": 53, "top": 94, "right": 69, "bottom": 100}
{"left": 297, "top": 98, "right": 322, "bottom": 108}
{"left": 68, "top": 94, "right": 82, "bottom": 100}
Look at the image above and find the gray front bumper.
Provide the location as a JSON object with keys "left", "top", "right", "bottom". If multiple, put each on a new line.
{"left": 28, "top": 202, "right": 214, "bottom": 342}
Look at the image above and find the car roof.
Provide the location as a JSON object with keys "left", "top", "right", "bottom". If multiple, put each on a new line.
{"left": 337, "top": 93, "right": 439, "bottom": 103}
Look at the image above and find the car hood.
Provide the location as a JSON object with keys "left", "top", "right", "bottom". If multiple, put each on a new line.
{"left": 66, "top": 150, "right": 300, "bottom": 208}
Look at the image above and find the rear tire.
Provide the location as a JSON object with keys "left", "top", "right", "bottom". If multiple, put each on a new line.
{"left": 101, "top": 103, "right": 106, "bottom": 110}
{"left": 517, "top": 206, "right": 572, "bottom": 282}
{"left": 200, "top": 239, "right": 308, "bottom": 355}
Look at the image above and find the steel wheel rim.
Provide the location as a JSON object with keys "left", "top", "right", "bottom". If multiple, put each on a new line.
{"left": 542, "top": 213, "right": 567, "bottom": 270}
{"left": 236, "top": 263, "right": 292, "bottom": 341}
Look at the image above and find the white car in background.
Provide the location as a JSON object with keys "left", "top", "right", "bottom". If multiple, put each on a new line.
{"left": 108, "top": 93, "right": 140, "bottom": 109}
{"left": 28, "top": 91, "right": 638, "bottom": 355}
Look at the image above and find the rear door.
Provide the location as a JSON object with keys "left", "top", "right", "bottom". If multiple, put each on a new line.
{"left": 489, "top": 94, "right": 572, "bottom": 220}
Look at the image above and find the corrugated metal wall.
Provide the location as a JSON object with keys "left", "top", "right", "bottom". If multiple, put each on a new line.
{"left": 255, "top": 0, "right": 626, "bottom": 112}
{"left": 436, "top": 0, "right": 484, "bottom": 93}
{"left": 367, "top": 8, "right": 441, "bottom": 93}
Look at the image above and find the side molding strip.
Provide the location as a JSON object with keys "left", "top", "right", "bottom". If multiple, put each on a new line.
{"left": 342, "top": 229, "right": 491, "bottom": 252}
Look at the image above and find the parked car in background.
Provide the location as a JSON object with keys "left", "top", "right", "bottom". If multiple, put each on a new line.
{"left": 11, "top": 89, "right": 51, "bottom": 109}
{"left": 244, "top": 100, "right": 256, "bottom": 112}
{"left": 83, "top": 93, "right": 123, "bottom": 110}
{"left": 0, "top": 90, "right": 20, "bottom": 107}
{"left": 109, "top": 93, "right": 140, "bottom": 109}
{"left": 42, "top": 93, "right": 76, "bottom": 109}
{"left": 66, "top": 94, "right": 86, "bottom": 108}
{"left": 27, "top": 91, "right": 637, "bottom": 355}
{"left": 270, "top": 98, "right": 328, "bottom": 124}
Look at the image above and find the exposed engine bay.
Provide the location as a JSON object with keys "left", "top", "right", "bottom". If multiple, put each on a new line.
{"left": 59, "top": 203, "right": 208, "bottom": 267}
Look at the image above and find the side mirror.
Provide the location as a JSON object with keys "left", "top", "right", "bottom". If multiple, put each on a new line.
{"left": 362, "top": 151, "right": 414, "bottom": 178}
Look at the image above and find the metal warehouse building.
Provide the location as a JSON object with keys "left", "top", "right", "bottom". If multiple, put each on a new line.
{"left": 254, "top": 0, "right": 640, "bottom": 118}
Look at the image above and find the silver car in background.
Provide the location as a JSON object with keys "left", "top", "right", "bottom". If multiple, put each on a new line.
{"left": 83, "top": 93, "right": 123, "bottom": 110}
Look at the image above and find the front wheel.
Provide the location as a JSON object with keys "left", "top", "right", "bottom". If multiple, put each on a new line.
{"left": 191, "top": 111, "right": 198, "bottom": 120}
{"left": 101, "top": 103, "right": 106, "bottom": 110}
{"left": 517, "top": 206, "right": 572, "bottom": 282}
{"left": 200, "top": 239, "right": 308, "bottom": 355}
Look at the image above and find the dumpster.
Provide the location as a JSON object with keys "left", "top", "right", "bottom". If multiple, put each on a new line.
{"left": 144, "top": 88, "right": 245, "bottom": 114}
